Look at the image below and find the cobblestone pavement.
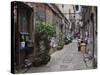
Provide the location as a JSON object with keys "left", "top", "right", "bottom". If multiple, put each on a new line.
{"left": 26, "top": 40, "right": 91, "bottom": 73}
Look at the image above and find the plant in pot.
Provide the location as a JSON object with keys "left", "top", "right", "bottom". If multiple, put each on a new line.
{"left": 33, "top": 22, "right": 56, "bottom": 66}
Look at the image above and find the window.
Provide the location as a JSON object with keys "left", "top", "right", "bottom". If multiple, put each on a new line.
{"left": 75, "top": 5, "right": 79, "bottom": 11}
{"left": 62, "top": 4, "right": 64, "bottom": 8}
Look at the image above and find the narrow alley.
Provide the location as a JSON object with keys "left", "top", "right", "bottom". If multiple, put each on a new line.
{"left": 11, "top": 2, "right": 97, "bottom": 74}
{"left": 26, "top": 40, "right": 88, "bottom": 73}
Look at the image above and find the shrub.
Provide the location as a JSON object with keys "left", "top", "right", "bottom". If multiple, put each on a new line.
{"left": 36, "top": 22, "right": 56, "bottom": 37}
{"left": 57, "top": 33, "right": 64, "bottom": 50}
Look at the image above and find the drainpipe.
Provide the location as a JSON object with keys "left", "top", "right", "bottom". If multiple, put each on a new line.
{"left": 90, "top": 13, "right": 95, "bottom": 68}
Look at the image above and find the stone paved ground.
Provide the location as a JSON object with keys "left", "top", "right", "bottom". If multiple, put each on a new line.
{"left": 26, "top": 40, "right": 92, "bottom": 73}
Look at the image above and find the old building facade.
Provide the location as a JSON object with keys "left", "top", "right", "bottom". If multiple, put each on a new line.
{"left": 81, "top": 6, "right": 97, "bottom": 68}
{"left": 12, "top": 1, "right": 70, "bottom": 70}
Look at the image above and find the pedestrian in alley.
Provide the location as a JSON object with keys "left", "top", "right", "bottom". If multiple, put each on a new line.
{"left": 77, "top": 36, "right": 81, "bottom": 51}
{"left": 84, "top": 31, "right": 89, "bottom": 54}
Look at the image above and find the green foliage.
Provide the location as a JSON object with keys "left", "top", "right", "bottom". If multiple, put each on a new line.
{"left": 57, "top": 33, "right": 64, "bottom": 50}
{"left": 36, "top": 22, "right": 56, "bottom": 37}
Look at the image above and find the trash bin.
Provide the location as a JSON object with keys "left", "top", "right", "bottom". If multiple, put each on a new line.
{"left": 80, "top": 42, "right": 86, "bottom": 54}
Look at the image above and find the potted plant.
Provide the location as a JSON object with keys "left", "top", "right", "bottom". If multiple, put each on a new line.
{"left": 33, "top": 22, "right": 56, "bottom": 66}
